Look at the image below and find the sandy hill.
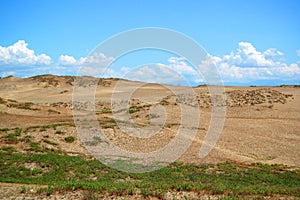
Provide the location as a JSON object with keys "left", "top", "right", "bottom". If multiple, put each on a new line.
{"left": 0, "top": 74, "right": 299, "bottom": 167}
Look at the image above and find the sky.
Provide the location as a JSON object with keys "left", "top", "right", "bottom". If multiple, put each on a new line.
{"left": 0, "top": 0, "right": 299, "bottom": 86}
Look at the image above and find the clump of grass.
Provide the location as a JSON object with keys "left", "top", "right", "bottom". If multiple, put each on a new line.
{"left": 64, "top": 136, "right": 75, "bottom": 143}
{"left": 0, "top": 146, "right": 16, "bottom": 153}
{"left": 0, "top": 97, "right": 6, "bottom": 104}
{"left": 7, "top": 99, "right": 17, "bottom": 102}
{"left": 82, "top": 191, "right": 98, "bottom": 200}
{"left": 4, "top": 128, "right": 21, "bottom": 144}
{"left": 160, "top": 99, "right": 169, "bottom": 105}
{"left": 20, "top": 135, "right": 32, "bottom": 143}
{"left": 55, "top": 130, "right": 64, "bottom": 134}
{"left": 0, "top": 127, "right": 10, "bottom": 132}
{"left": 20, "top": 186, "right": 27, "bottom": 193}
{"left": 43, "top": 139, "right": 58, "bottom": 146}
{"left": 48, "top": 109, "right": 61, "bottom": 114}
{"left": 5, "top": 133, "right": 19, "bottom": 143}
{"left": 7, "top": 102, "right": 41, "bottom": 111}
{"left": 38, "top": 186, "right": 53, "bottom": 196}
{"left": 85, "top": 136, "right": 106, "bottom": 146}
{"left": 101, "top": 109, "right": 112, "bottom": 114}
{"left": 128, "top": 105, "right": 150, "bottom": 114}
{"left": 29, "top": 142, "right": 43, "bottom": 152}
{"left": 28, "top": 141, "right": 61, "bottom": 154}
{"left": 39, "top": 127, "right": 46, "bottom": 132}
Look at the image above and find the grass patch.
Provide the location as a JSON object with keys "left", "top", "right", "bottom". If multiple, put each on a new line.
{"left": 2, "top": 128, "right": 22, "bottom": 144}
{"left": 0, "top": 152, "right": 299, "bottom": 197}
{"left": 100, "top": 109, "right": 112, "bottom": 114}
{"left": 28, "top": 141, "right": 61, "bottom": 154}
{"left": 0, "top": 97, "right": 6, "bottom": 104}
{"left": 7, "top": 102, "right": 41, "bottom": 111}
{"left": 128, "top": 105, "right": 150, "bottom": 114}
{"left": 55, "top": 130, "right": 64, "bottom": 134}
{"left": 160, "top": 99, "right": 169, "bottom": 105}
{"left": 7, "top": 99, "right": 17, "bottom": 102}
{"left": 0, "top": 127, "right": 10, "bottom": 132}
{"left": 24, "top": 122, "right": 75, "bottom": 133}
{"left": 47, "top": 109, "right": 61, "bottom": 114}
{"left": 64, "top": 136, "right": 75, "bottom": 143}
{"left": 43, "top": 139, "right": 58, "bottom": 146}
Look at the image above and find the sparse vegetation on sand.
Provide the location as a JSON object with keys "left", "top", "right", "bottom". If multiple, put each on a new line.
{"left": 0, "top": 150, "right": 299, "bottom": 198}
{"left": 0, "top": 75, "right": 299, "bottom": 199}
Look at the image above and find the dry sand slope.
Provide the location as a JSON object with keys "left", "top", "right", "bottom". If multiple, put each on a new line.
{"left": 0, "top": 74, "right": 299, "bottom": 167}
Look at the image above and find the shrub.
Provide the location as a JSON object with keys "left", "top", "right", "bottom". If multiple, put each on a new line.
{"left": 64, "top": 136, "right": 75, "bottom": 143}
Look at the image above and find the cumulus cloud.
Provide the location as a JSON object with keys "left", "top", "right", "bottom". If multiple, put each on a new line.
{"left": 83, "top": 53, "right": 115, "bottom": 67}
{"left": 0, "top": 40, "right": 298, "bottom": 85}
{"left": 123, "top": 64, "right": 187, "bottom": 85}
{"left": 59, "top": 55, "right": 77, "bottom": 65}
{"left": 212, "top": 42, "right": 300, "bottom": 83}
{"left": 166, "top": 57, "right": 197, "bottom": 75}
{"left": 0, "top": 40, "right": 117, "bottom": 78}
{"left": 222, "top": 42, "right": 277, "bottom": 67}
{"left": 0, "top": 40, "right": 51, "bottom": 66}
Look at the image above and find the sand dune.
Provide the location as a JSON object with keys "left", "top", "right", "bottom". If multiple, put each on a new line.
{"left": 0, "top": 74, "right": 299, "bottom": 167}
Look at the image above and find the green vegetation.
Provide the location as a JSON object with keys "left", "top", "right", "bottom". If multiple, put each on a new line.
{"left": 100, "top": 109, "right": 112, "bottom": 114}
{"left": 55, "top": 130, "right": 64, "bottom": 134}
{"left": 20, "top": 186, "right": 27, "bottom": 193}
{"left": 0, "top": 127, "right": 10, "bottom": 132}
{"left": 160, "top": 99, "right": 169, "bottom": 105}
{"left": 2, "top": 128, "right": 22, "bottom": 144}
{"left": 99, "top": 117, "right": 117, "bottom": 129}
{"left": 0, "top": 97, "right": 6, "bottom": 104}
{"left": 0, "top": 123, "right": 299, "bottom": 198}
{"left": 24, "top": 122, "right": 75, "bottom": 133}
{"left": 7, "top": 99, "right": 17, "bottom": 103}
{"left": 43, "top": 139, "right": 58, "bottom": 146}
{"left": 64, "top": 136, "right": 75, "bottom": 143}
{"left": 0, "top": 151, "right": 299, "bottom": 198}
{"left": 128, "top": 105, "right": 141, "bottom": 114}
{"left": 7, "top": 102, "right": 41, "bottom": 111}
{"left": 47, "top": 109, "right": 61, "bottom": 114}
{"left": 128, "top": 104, "right": 151, "bottom": 114}
{"left": 28, "top": 141, "right": 61, "bottom": 154}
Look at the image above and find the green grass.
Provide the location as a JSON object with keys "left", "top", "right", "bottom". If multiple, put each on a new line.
{"left": 128, "top": 105, "right": 150, "bottom": 114}
{"left": 7, "top": 102, "right": 41, "bottom": 111}
{"left": 2, "top": 128, "right": 22, "bottom": 144}
{"left": 55, "top": 130, "right": 64, "bottom": 134}
{"left": 64, "top": 136, "right": 75, "bottom": 143}
{"left": 43, "top": 139, "right": 58, "bottom": 146}
{"left": 24, "top": 122, "right": 75, "bottom": 133}
{"left": 100, "top": 109, "right": 112, "bottom": 114}
{"left": 0, "top": 152, "right": 299, "bottom": 198}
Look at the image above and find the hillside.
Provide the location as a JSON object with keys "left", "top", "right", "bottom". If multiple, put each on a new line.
{"left": 0, "top": 75, "right": 299, "bottom": 199}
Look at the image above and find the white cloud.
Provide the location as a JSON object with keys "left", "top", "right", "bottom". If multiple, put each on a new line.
{"left": 166, "top": 57, "right": 197, "bottom": 75}
{"left": 222, "top": 42, "right": 276, "bottom": 67}
{"left": 0, "top": 40, "right": 298, "bottom": 85}
{"left": 263, "top": 48, "right": 284, "bottom": 57}
{"left": 59, "top": 55, "right": 77, "bottom": 65}
{"left": 83, "top": 53, "right": 115, "bottom": 67}
{"left": 123, "top": 64, "right": 187, "bottom": 85}
{"left": 210, "top": 42, "right": 300, "bottom": 83}
{"left": 0, "top": 40, "right": 51, "bottom": 66}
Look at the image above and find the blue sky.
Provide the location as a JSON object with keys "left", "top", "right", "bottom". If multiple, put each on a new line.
{"left": 0, "top": 0, "right": 299, "bottom": 85}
